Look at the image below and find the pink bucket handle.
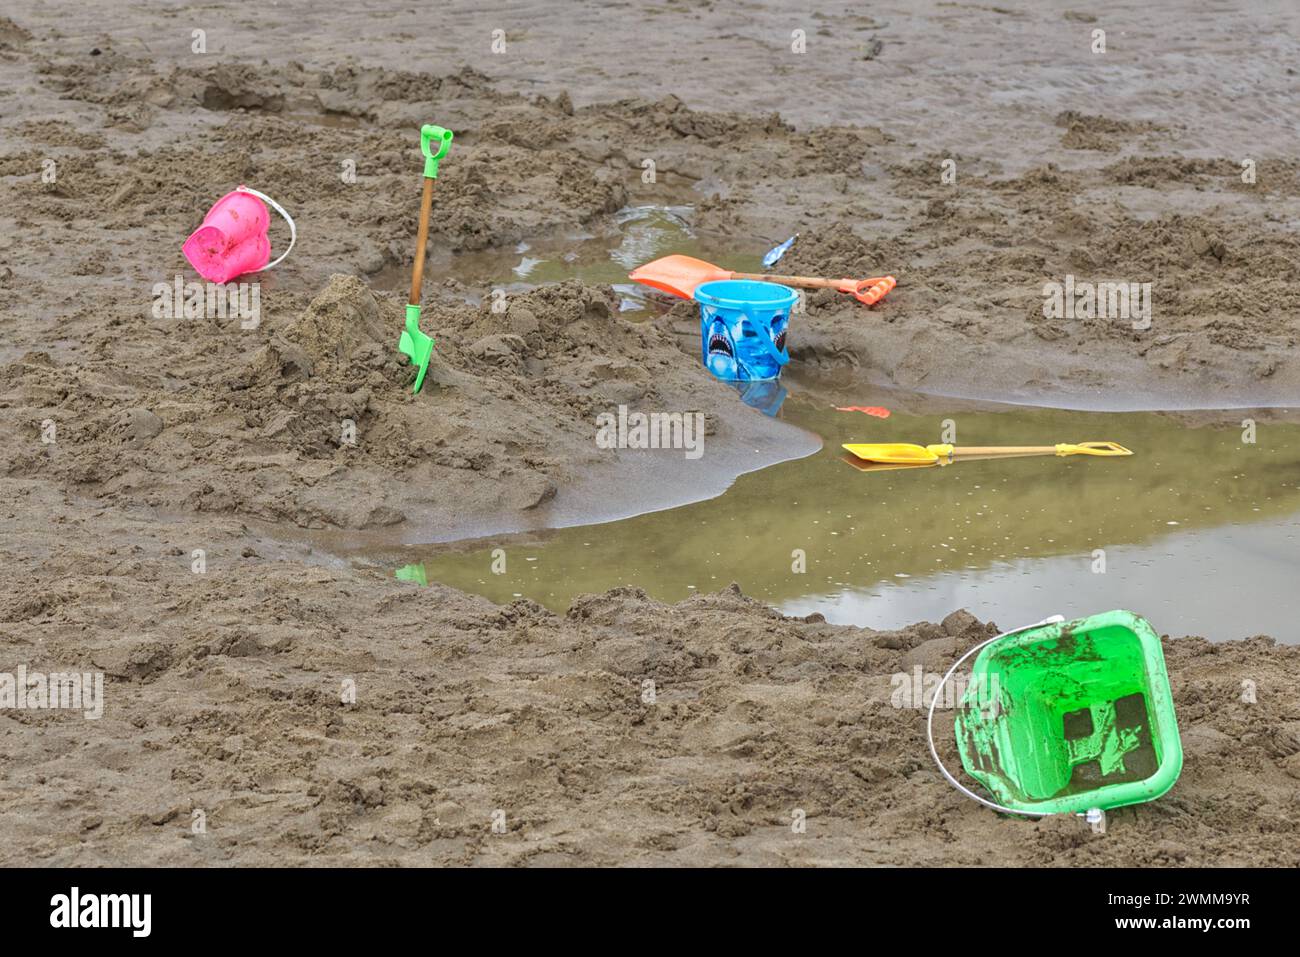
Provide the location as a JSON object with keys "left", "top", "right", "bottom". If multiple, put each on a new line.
{"left": 235, "top": 186, "right": 295, "bottom": 270}
{"left": 182, "top": 186, "right": 296, "bottom": 283}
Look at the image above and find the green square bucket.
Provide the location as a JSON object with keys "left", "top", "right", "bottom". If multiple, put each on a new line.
{"left": 949, "top": 610, "right": 1182, "bottom": 815}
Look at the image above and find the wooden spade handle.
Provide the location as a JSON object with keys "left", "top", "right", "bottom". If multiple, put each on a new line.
{"left": 952, "top": 446, "right": 1059, "bottom": 458}
{"left": 731, "top": 272, "right": 895, "bottom": 305}
{"left": 408, "top": 176, "right": 435, "bottom": 307}
{"left": 732, "top": 271, "right": 841, "bottom": 289}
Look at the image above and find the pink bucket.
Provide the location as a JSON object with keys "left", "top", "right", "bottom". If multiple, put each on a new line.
{"left": 182, "top": 186, "right": 294, "bottom": 283}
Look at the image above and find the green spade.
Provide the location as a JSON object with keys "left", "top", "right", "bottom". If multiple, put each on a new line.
{"left": 397, "top": 124, "right": 454, "bottom": 393}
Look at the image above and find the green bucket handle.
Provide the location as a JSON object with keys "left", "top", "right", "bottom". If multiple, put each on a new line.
{"left": 923, "top": 614, "right": 1102, "bottom": 820}
{"left": 421, "top": 124, "right": 454, "bottom": 179}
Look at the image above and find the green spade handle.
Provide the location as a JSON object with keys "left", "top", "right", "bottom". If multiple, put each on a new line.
{"left": 421, "top": 124, "right": 454, "bottom": 178}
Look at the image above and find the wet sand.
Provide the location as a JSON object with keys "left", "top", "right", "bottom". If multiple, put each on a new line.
{"left": 2, "top": 2, "right": 1299, "bottom": 866}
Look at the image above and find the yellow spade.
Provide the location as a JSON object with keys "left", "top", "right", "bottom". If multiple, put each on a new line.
{"left": 841, "top": 440, "right": 1133, "bottom": 466}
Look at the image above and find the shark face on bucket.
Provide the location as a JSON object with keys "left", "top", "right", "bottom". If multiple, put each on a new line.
{"left": 770, "top": 312, "right": 788, "bottom": 355}
{"left": 704, "top": 316, "right": 740, "bottom": 379}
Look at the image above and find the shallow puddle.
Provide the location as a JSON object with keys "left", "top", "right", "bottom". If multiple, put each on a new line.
{"left": 368, "top": 203, "right": 769, "bottom": 318}
{"left": 394, "top": 393, "right": 1300, "bottom": 642}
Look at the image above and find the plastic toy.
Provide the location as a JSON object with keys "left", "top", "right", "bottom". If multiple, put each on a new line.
{"left": 929, "top": 610, "right": 1183, "bottom": 816}
{"left": 695, "top": 279, "right": 796, "bottom": 381}
{"left": 631, "top": 254, "right": 895, "bottom": 306}
{"left": 842, "top": 440, "right": 1132, "bottom": 466}
{"left": 182, "top": 185, "right": 295, "bottom": 283}
{"left": 397, "top": 124, "right": 454, "bottom": 394}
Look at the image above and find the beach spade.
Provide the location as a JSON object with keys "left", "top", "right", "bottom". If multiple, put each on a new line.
{"left": 842, "top": 441, "right": 1133, "bottom": 466}
{"left": 839, "top": 452, "right": 934, "bottom": 473}
{"left": 397, "top": 124, "right": 454, "bottom": 394}
{"left": 629, "top": 254, "right": 896, "bottom": 306}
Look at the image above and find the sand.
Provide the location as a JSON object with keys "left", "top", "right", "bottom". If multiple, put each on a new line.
{"left": 2, "top": 2, "right": 1298, "bottom": 866}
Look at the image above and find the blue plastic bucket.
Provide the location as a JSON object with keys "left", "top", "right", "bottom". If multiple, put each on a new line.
{"left": 694, "top": 279, "right": 796, "bottom": 381}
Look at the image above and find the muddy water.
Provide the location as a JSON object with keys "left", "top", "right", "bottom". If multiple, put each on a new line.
{"left": 395, "top": 395, "right": 1300, "bottom": 642}
{"left": 369, "top": 204, "right": 769, "bottom": 318}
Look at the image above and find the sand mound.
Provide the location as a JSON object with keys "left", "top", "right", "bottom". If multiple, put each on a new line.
{"left": 276, "top": 275, "right": 390, "bottom": 373}
{"left": 0, "top": 270, "right": 801, "bottom": 532}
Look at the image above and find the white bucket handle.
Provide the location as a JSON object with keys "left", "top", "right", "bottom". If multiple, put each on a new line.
{"left": 925, "top": 614, "right": 1091, "bottom": 819}
{"left": 236, "top": 185, "right": 296, "bottom": 271}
